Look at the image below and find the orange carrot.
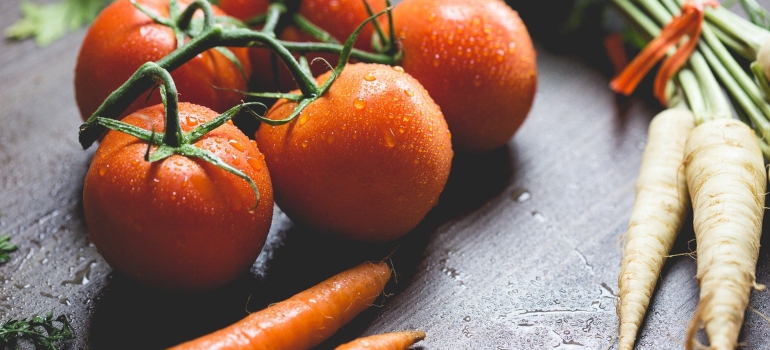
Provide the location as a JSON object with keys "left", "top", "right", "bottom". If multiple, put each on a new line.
{"left": 334, "top": 330, "right": 426, "bottom": 350}
{"left": 168, "top": 261, "right": 392, "bottom": 350}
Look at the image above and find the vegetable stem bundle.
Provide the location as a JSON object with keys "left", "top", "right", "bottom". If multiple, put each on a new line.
{"left": 610, "top": 0, "right": 770, "bottom": 348}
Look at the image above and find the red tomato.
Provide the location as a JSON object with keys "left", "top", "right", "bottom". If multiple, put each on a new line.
{"left": 216, "top": 0, "right": 269, "bottom": 22}
{"left": 298, "top": 0, "right": 387, "bottom": 54}
{"left": 391, "top": 0, "right": 538, "bottom": 153}
{"left": 219, "top": 0, "right": 387, "bottom": 92}
{"left": 74, "top": 0, "right": 252, "bottom": 121}
{"left": 82, "top": 103, "right": 273, "bottom": 292}
{"left": 255, "top": 63, "right": 453, "bottom": 242}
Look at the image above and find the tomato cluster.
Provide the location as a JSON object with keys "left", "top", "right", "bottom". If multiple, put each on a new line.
{"left": 75, "top": 0, "right": 537, "bottom": 291}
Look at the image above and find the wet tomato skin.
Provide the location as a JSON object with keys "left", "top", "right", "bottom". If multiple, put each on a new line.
{"left": 74, "top": 0, "right": 252, "bottom": 121}
{"left": 255, "top": 63, "right": 453, "bottom": 242}
{"left": 392, "top": 0, "right": 538, "bottom": 153}
{"left": 83, "top": 103, "right": 273, "bottom": 292}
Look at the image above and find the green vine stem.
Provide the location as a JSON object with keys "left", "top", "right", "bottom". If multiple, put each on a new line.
{"left": 90, "top": 62, "right": 263, "bottom": 209}
{"left": 78, "top": 4, "right": 398, "bottom": 149}
{"left": 260, "top": 2, "right": 285, "bottom": 32}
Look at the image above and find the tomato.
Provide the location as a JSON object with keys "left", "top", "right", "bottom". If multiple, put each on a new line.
{"left": 74, "top": 0, "right": 252, "bottom": 121}
{"left": 82, "top": 103, "right": 273, "bottom": 291}
{"left": 255, "top": 63, "right": 453, "bottom": 242}
{"left": 391, "top": 0, "right": 538, "bottom": 153}
{"left": 218, "top": 0, "right": 387, "bottom": 92}
{"left": 216, "top": 0, "right": 269, "bottom": 22}
{"left": 298, "top": 0, "right": 387, "bottom": 54}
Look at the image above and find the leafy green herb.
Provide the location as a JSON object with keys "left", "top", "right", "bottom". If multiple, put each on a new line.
{"left": 5, "top": 0, "right": 114, "bottom": 47}
{"left": 0, "top": 235, "right": 16, "bottom": 265}
{"left": 0, "top": 312, "right": 75, "bottom": 350}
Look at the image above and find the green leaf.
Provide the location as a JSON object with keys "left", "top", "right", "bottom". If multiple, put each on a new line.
{"left": 0, "top": 235, "right": 17, "bottom": 264}
{"left": 5, "top": 0, "right": 114, "bottom": 47}
{"left": 0, "top": 311, "right": 75, "bottom": 350}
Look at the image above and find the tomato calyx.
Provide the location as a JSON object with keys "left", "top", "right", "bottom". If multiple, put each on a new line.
{"left": 236, "top": 6, "right": 398, "bottom": 126}
{"left": 366, "top": 0, "right": 399, "bottom": 57}
{"left": 87, "top": 62, "right": 263, "bottom": 211}
{"left": 130, "top": 0, "right": 250, "bottom": 80}
{"left": 77, "top": 0, "right": 397, "bottom": 148}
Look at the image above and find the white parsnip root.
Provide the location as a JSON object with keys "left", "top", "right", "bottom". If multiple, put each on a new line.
{"left": 618, "top": 108, "right": 695, "bottom": 350}
{"left": 684, "top": 118, "right": 767, "bottom": 350}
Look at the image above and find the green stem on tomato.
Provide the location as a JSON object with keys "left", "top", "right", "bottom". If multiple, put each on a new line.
{"left": 78, "top": 4, "right": 401, "bottom": 149}
{"left": 260, "top": 2, "right": 286, "bottom": 34}
{"left": 293, "top": 13, "right": 340, "bottom": 44}
{"left": 88, "top": 62, "right": 263, "bottom": 209}
{"left": 176, "top": 0, "right": 215, "bottom": 33}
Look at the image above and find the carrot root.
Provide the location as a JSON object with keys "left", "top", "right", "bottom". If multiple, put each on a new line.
{"left": 683, "top": 118, "right": 766, "bottom": 350}
{"left": 617, "top": 108, "right": 695, "bottom": 350}
{"left": 334, "top": 330, "right": 426, "bottom": 350}
{"left": 168, "top": 261, "right": 392, "bottom": 350}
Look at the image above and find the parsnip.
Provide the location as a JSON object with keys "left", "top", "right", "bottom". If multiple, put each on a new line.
{"left": 618, "top": 108, "right": 695, "bottom": 350}
{"left": 683, "top": 118, "right": 767, "bottom": 350}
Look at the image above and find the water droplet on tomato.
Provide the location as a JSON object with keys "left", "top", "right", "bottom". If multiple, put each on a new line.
{"left": 364, "top": 72, "right": 376, "bottom": 81}
{"left": 185, "top": 116, "right": 198, "bottom": 127}
{"left": 392, "top": 66, "right": 405, "bottom": 73}
{"left": 302, "top": 139, "right": 309, "bottom": 148}
{"left": 250, "top": 140, "right": 258, "bottom": 149}
{"left": 232, "top": 155, "right": 240, "bottom": 165}
{"left": 383, "top": 128, "right": 396, "bottom": 148}
{"left": 404, "top": 89, "right": 414, "bottom": 97}
{"left": 98, "top": 165, "right": 108, "bottom": 176}
{"left": 327, "top": 133, "right": 335, "bottom": 144}
{"left": 247, "top": 157, "right": 262, "bottom": 172}
{"left": 353, "top": 98, "right": 366, "bottom": 110}
{"left": 229, "top": 139, "right": 245, "bottom": 152}
{"left": 298, "top": 114, "right": 309, "bottom": 126}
